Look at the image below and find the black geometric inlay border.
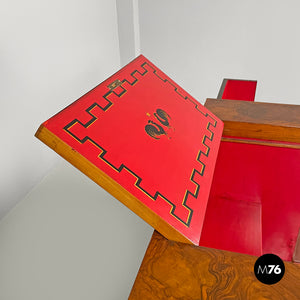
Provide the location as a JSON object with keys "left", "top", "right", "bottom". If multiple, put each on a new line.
{"left": 63, "top": 61, "right": 217, "bottom": 228}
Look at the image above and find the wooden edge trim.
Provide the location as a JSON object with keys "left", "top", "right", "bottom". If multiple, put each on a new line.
{"left": 35, "top": 124, "right": 192, "bottom": 245}
{"left": 205, "top": 99, "right": 300, "bottom": 145}
{"left": 221, "top": 137, "right": 300, "bottom": 149}
{"left": 222, "top": 120, "right": 300, "bottom": 144}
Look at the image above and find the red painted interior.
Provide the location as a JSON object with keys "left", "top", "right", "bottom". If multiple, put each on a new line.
{"left": 221, "top": 79, "right": 257, "bottom": 101}
{"left": 200, "top": 141, "right": 300, "bottom": 261}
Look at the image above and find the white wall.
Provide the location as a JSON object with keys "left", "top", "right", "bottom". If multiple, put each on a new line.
{"left": 139, "top": 0, "right": 300, "bottom": 105}
{"left": 0, "top": 0, "right": 120, "bottom": 218}
{"left": 116, "top": 0, "right": 135, "bottom": 66}
{"left": 2, "top": 1, "right": 300, "bottom": 299}
{"left": 0, "top": 3, "right": 153, "bottom": 299}
{"left": 116, "top": 0, "right": 140, "bottom": 66}
{"left": 0, "top": 162, "right": 152, "bottom": 300}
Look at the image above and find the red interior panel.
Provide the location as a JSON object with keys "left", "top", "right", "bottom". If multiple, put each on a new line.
{"left": 221, "top": 79, "right": 257, "bottom": 101}
{"left": 200, "top": 141, "right": 300, "bottom": 261}
{"left": 200, "top": 191, "right": 262, "bottom": 256}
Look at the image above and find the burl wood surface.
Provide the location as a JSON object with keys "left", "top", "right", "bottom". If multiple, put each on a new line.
{"left": 205, "top": 99, "right": 300, "bottom": 145}
{"left": 129, "top": 231, "right": 300, "bottom": 300}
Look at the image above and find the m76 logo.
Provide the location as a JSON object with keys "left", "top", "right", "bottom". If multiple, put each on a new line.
{"left": 257, "top": 264, "right": 282, "bottom": 275}
{"left": 254, "top": 254, "right": 285, "bottom": 284}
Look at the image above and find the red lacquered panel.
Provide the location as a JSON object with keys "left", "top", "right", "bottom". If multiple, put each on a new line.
{"left": 200, "top": 192, "right": 262, "bottom": 256}
{"left": 200, "top": 141, "right": 300, "bottom": 261}
{"left": 220, "top": 79, "right": 257, "bottom": 101}
{"left": 42, "top": 55, "right": 223, "bottom": 244}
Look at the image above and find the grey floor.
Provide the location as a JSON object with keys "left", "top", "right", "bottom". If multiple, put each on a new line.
{"left": 0, "top": 161, "right": 153, "bottom": 300}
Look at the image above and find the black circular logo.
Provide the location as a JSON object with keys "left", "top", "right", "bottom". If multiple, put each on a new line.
{"left": 254, "top": 254, "right": 285, "bottom": 284}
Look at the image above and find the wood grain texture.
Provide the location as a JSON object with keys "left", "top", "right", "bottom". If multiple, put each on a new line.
{"left": 129, "top": 231, "right": 300, "bottom": 300}
{"left": 35, "top": 125, "right": 192, "bottom": 245}
{"left": 221, "top": 137, "right": 300, "bottom": 150}
{"left": 205, "top": 99, "right": 300, "bottom": 144}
